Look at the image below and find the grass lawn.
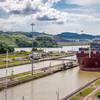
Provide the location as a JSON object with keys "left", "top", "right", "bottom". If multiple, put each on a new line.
{"left": 94, "top": 91, "right": 100, "bottom": 97}
{"left": 12, "top": 71, "right": 46, "bottom": 81}
{"left": 0, "top": 52, "right": 30, "bottom": 68}
{"left": 77, "top": 87, "right": 94, "bottom": 97}
{"left": 0, "top": 60, "right": 30, "bottom": 68}
{"left": 0, "top": 52, "right": 29, "bottom": 60}
{"left": 95, "top": 80, "right": 100, "bottom": 85}
{"left": 70, "top": 87, "right": 94, "bottom": 100}
{"left": 67, "top": 79, "right": 100, "bottom": 100}
{"left": 70, "top": 96, "right": 80, "bottom": 100}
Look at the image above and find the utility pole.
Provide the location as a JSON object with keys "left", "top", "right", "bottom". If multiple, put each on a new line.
{"left": 56, "top": 88, "right": 60, "bottom": 100}
{"left": 49, "top": 61, "right": 51, "bottom": 73}
{"left": 31, "top": 23, "right": 35, "bottom": 76}
{"left": 4, "top": 50, "right": 8, "bottom": 100}
{"left": 11, "top": 53, "right": 15, "bottom": 80}
{"left": 11, "top": 68, "right": 14, "bottom": 81}
{"left": 22, "top": 96, "right": 25, "bottom": 100}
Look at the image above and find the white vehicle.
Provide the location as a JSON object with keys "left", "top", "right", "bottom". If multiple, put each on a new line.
{"left": 28, "top": 53, "right": 41, "bottom": 60}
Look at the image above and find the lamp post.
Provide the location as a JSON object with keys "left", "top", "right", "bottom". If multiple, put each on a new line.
{"left": 4, "top": 49, "right": 8, "bottom": 100}
{"left": 31, "top": 23, "right": 35, "bottom": 76}
{"left": 56, "top": 88, "right": 59, "bottom": 100}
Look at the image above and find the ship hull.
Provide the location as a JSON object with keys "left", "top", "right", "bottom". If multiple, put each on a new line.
{"left": 76, "top": 52, "right": 100, "bottom": 71}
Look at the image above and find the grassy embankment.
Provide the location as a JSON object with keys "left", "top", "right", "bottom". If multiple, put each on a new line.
{"left": 95, "top": 80, "right": 100, "bottom": 85}
{"left": 0, "top": 51, "right": 72, "bottom": 69}
{"left": 69, "top": 79, "right": 100, "bottom": 100}
{"left": 70, "top": 87, "right": 94, "bottom": 100}
{"left": 94, "top": 91, "right": 100, "bottom": 98}
{"left": 0, "top": 52, "right": 31, "bottom": 68}
{"left": 0, "top": 64, "right": 66, "bottom": 90}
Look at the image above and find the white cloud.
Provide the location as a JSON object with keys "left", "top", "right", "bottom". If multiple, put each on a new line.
{"left": 45, "top": 0, "right": 61, "bottom": 7}
{"left": 68, "top": 0, "right": 100, "bottom": 6}
{"left": 0, "top": 0, "right": 100, "bottom": 34}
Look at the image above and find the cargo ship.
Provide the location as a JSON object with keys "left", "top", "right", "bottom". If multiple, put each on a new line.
{"left": 76, "top": 39, "right": 100, "bottom": 71}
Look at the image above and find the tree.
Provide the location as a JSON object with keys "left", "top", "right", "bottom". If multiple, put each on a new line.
{"left": 35, "top": 36, "right": 58, "bottom": 47}
{"left": 15, "top": 38, "right": 32, "bottom": 47}
{"left": 0, "top": 42, "right": 14, "bottom": 54}
{"left": 32, "top": 40, "right": 39, "bottom": 47}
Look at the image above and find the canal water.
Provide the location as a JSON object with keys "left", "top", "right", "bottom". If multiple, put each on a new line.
{"left": 1, "top": 45, "right": 98, "bottom": 100}
{"left": 0, "top": 67, "right": 100, "bottom": 100}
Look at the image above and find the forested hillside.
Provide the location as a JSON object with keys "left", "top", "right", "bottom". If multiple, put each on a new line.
{"left": 0, "top": 31, "right": 58, "bottom": 53}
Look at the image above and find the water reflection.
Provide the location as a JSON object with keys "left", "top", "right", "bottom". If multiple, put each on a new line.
{"left": 77, "top": 69, "right": 100, "bottom": 78}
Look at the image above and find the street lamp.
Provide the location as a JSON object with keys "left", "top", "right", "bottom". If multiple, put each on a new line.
{"left": 56, "top": 88, "right": 60, "bottom": 100}
{"left": 30, "top": 23, "right": 35, "bottom": 76}
{"left": 4, "top": 49, "right": 8, "bottom": 100}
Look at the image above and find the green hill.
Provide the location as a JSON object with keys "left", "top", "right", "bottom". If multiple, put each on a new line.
{"left": 0, "top": 31, "right": 58, "bottom": 53}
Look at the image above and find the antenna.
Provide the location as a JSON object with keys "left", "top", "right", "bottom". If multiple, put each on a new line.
{"left": 89, "top": 45, "right": 91, "bottom": 58}
{"left": 81, "top": 30, "right": 84, "bottom": 33}
{"left": 31, "top": 23, "right": 35, "bottom": 33}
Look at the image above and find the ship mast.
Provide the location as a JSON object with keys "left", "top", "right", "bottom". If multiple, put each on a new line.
{"left": 89, "top": 43, "right": 91, "bottom": 58}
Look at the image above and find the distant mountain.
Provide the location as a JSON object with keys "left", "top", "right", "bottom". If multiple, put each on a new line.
{"left": 56, "top": 32, "right": 99, "bottom": 40}
{"left": 0, "top": 31, "right": 100, "bottom": 48}
{"left": 1, "top": 31, "right": 99, "bottom": 40}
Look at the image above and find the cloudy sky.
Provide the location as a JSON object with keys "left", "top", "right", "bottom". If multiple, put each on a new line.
{"left": 0, "top": 0, "right": 100, "bottom": 34}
